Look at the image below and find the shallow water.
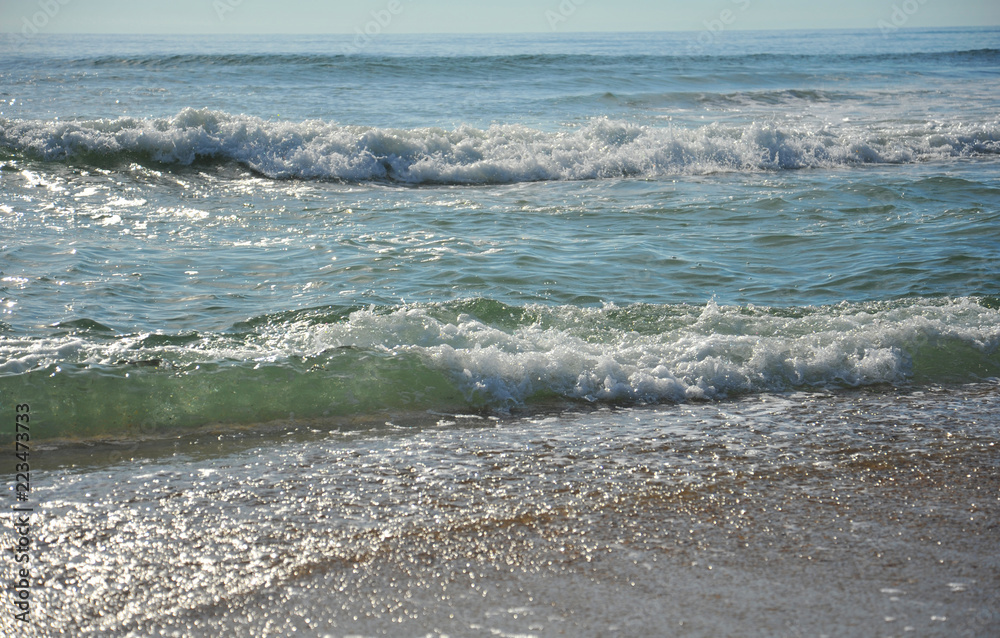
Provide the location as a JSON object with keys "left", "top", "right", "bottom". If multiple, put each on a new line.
{"left": 3, "top": 383, "right": 996, "bottom": 636}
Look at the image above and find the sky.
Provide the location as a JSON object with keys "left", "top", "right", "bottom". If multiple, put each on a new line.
{"left": 2, "top": 0, "right": 999, "bottom": 35}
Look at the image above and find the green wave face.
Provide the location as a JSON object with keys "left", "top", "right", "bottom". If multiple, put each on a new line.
{"left": 3, "top": 352, "right": 467, "bottom": 441}
{"left": 2, "top": 297, "right": 998, "bottom": 441}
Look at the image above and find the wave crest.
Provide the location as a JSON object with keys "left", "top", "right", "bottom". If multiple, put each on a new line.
{"left": 3, "top": 297, "right": 999, "bottom": 440}
{"left": 3, "top": 109, "right": 998, "bottom": 184}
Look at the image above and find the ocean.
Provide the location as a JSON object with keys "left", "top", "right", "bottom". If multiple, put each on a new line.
{"left": 1, "top": 28, "right": 998, "bottom": 636}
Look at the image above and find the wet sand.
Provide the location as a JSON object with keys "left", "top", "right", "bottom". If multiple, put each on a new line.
{"left": 4, "top": 384, "right": 998, "bottom": 637}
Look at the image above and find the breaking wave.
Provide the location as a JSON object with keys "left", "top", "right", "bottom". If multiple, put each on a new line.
{"left": 2, "top": 109, "right": 998, "bottom": 184}
{"left": 3, "top": 297, "right": 998, "bottom": 440}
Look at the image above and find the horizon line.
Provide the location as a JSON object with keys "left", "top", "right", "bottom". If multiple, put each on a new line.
{"left": 4, "top": 24, "right": 999, "bottom": 36}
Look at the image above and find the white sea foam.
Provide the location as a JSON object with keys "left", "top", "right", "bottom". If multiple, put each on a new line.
{"left": 301, "top": 298, "right": 1000, "bottom": 406}
{"left": 0, "top": 336, "right": 90, "bottom": 375}
{"left": 3, "top": 299, "right": 998, "bottom": 407}
{"left": 2, "top": 109, "right": 998, "bottom": 184}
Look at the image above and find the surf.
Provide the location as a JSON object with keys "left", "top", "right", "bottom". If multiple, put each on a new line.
{"left": 4, "top": 297, "right": 998, "bottom": 441}
{"left": 3, "top": 109, "right": 998, "bottom": 184}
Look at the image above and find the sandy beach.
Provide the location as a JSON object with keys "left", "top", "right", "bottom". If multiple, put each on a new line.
{"left": 6, "top": 384, "right": 997, "bottom": 637}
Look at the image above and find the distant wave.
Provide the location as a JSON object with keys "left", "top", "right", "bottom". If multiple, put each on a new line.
{"left": 3, "top": 297, "right": 998, "bottom": 440}
{"left": 2, "top": 109, "right": 999, "bottom": 184}
{"left": 58, "top": 47, "right": 1000, "bottom": 69}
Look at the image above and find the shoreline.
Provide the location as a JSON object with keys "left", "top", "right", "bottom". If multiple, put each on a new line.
{"left": 5, "top": 383, "right": 997, "bottom": 636}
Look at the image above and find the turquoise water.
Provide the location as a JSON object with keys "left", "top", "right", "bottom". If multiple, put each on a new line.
{"left": 2, "top": 30, "right": 999, "bottom": 438}
{"left": 1, "top": 29, "right": 999, "bottom": 637}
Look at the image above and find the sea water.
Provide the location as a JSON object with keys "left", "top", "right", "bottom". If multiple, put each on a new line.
{"left": 0, "top": 29, "right": 998, "bottom": 636}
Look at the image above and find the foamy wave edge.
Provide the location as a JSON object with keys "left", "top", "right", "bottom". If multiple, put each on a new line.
{"left": 2, "top": 109, "right": 999, "bottom": 183}
{"left": 3, "top": 297, "right": 998, "bottom": 419}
